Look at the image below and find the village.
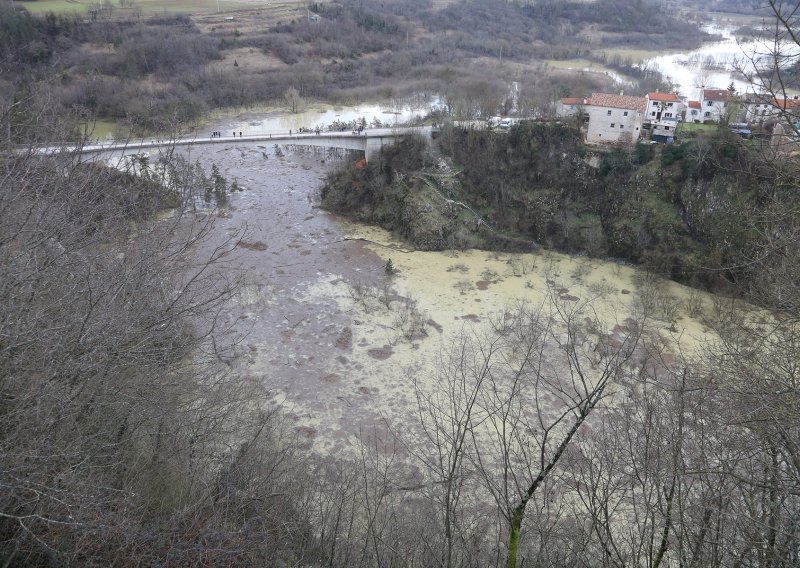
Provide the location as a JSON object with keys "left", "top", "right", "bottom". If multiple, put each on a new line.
{"left": 556, "top": 87, "right": 800, "bottom": 148}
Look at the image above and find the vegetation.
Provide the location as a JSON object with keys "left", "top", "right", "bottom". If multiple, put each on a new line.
{"left": 1, "top": 0, "right": 704, "bottom": 138}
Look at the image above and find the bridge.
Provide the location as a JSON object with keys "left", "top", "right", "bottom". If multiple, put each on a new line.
{"left": 45, "top": 126, "right": 433, "bottom": 163}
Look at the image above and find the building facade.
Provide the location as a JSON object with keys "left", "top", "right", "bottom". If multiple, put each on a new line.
{"left": 645, "top": 92, "right": 683, "bottom": 122}
{"left": 585, "top": 93, "right": 646, "bottom": 145}
{"left": 701, "top": 88, "right": 731, "bottom": 122}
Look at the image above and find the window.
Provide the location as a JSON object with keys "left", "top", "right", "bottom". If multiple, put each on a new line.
{"left": 610, "top": 123, "right": 615, "bottom": 127}
{"left": 664, "top": 113, "right": 672, "bottom": 118}
{"left": 667, "top": 102, "right": 674, "bottom": 107}
{"left": 620, "top": 125, "right": 624, "bottom": 129}
{"left": 707, "top": 100, "right": 714, "bottom": 106}
{"left": 607, "top": 110, "right": 612, "bottom": 115}
{"left": 624, "top": 111, "right": 628, "bottom": 116}
{"left": 691, "top": 110, "right": 698, "bottom": 115}
{"left": 665, "top": 126, "right": 670, "bottom": 131}
{"left": 652, "top": 111, "right": 656, "bottom": 116}
{"left": 704, "top": 111, "right": 711, "bottom": 117}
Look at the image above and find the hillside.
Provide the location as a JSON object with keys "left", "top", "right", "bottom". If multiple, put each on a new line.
{"left": 322, "top": 122, "right": 800, "bottom": 312}
{"left": 0, "top": 0, "right": 710, "bottom": 140}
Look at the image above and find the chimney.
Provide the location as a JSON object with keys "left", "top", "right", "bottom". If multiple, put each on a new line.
{"left": 620, "top": 90, "right": 624, "bottom": 96}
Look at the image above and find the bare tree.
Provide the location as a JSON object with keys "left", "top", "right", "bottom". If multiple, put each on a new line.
{"left": 413, "top": 293, "right": 644, "bottom": 567}
{"left": 285, "top": 86, "right": 302, "bottom": 114}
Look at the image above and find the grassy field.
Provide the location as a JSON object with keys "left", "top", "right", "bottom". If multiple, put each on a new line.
{"left": 594, "top": 47, "right": 679, "bottom": 62}
{"left": 80, "top": 119, "right": 128, "bottom": 140}
{"left": 675, "top": 122, "right": 718, "bottom": 137}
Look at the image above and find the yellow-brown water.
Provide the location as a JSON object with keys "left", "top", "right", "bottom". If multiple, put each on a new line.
{"left": 170, "top": 140, "right": 724, "bottom": 456}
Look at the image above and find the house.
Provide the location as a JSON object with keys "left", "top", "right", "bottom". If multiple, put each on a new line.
{"left": 585, "top": 93, "right": 646, "bottom": 145}
{"left": 645, "top": 92, "right": 682, "bottom": 122}
{"left": 686, "top": 100, "right": 702, "bottom": 122}
{"left": 556, "top": 97, "right": 591, "bottom": 119}
{"left": 700, "top": 88, "right": 731, "bottom": 122}
{"left": 742, "top": 93, "right": 775, "bottom": 125}
{"left": 768, "top": 97, "right": 800, "bottom": 147}
{"left": 771, "top": 96, "right": 800, "bottom": 120}
{"left": 651, "top": 120, "right": 678, "bottom": 143}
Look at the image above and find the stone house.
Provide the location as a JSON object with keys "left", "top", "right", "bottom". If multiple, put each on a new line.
{"left": 585, "top": 93, "right": 646, "bottom": 145}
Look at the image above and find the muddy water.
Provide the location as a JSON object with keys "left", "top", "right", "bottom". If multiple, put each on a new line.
{"left": 176, "top": 141, "right": 721, "bottom": 456}
{"left": 200, "top": 98, "right": 437, "bottom": 138}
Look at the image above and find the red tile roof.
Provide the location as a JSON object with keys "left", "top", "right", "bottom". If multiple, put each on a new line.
{"left": 703, "top": 89, "right": 731, "bottom": 101}
{"left": 560, "top": 97, "right": 591, "bottom": 105}
{"left": 688, "top": 100, "right": 701, "bottom": 109}
{"left": 589, "top": 93, "right": 646, "bottom": 112}
{"left": 647, "top": 92, "right": 680, "bottom": 102}
{"left": 773, "top": 98, "right": 800, "bottom": 110}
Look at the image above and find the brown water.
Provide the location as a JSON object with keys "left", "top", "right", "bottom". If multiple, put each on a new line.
{"left": 176, "top": 140, "right": 723, "bottom": 456}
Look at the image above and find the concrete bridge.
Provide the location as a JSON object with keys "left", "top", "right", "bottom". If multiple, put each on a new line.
{"left": 49, "top": 126, "right": 433, "bottom": 163}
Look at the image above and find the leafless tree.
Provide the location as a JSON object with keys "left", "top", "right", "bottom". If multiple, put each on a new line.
{"left": 413, "top": 293, "right": 644, "bottom": 567}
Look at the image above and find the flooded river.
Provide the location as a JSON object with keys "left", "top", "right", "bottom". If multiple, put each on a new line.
{"left": 202, "top": 97, "right": 438, "bottom": 138}
{"left": 168, "top": 137, "right": 722, "bottom": 456}
{"left": 644, "top": 23, "right": 800, "bottom": 98}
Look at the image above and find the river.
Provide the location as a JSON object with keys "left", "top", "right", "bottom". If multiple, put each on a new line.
{"left": 644, "top": 22, "right": 800, "bottom": 99}
{"left": 203, "top": 96, "right": 439, "bottom": 138}
{"left": 162, "top": 138, "right": 724, "bottom": 455}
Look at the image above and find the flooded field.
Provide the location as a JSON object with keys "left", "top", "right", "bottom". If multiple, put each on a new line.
{"left": 172, "top": 140, "right": 724, "bottom": 456}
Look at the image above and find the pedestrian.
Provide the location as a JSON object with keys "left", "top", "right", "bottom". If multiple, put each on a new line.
{"left": 289, "top": 129, "right": 292, "bottom": 135}
{"left": 239, "top": 131, "right": 242, "bottom": 137}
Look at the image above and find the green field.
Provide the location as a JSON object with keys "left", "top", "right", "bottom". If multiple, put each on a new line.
{"left": 79, "top": 119, "right": 128, "bottom": 140}
{"left": 19, "top": 0, "right": 253, "bottom": 15}
{"left": 675, "top": 121, "right": 718, "bottom": 137}
{"left": 594, "top": 47, "right": 679, "bottom": 62}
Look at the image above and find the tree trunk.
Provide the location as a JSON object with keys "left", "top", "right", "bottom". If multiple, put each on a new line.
{"left": 507, "top": 505, "right": 525, "bottom": 568}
